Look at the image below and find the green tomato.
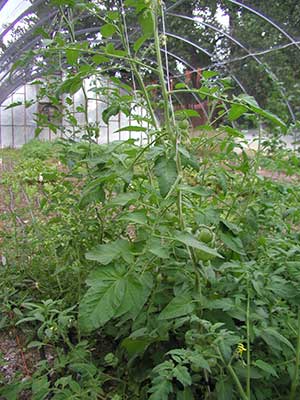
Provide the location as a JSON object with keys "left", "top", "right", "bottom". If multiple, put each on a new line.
{"left": 178, "top": 119, "right": 189, "bottom": 130}
{"left": 191, "top": 364, "right": 201, "bottom": 373}
{"left": 197, "top": 228, "right": 213, "bottom": 244}
{"left": 156, "top": 273, "right": 163, "bottom": 282}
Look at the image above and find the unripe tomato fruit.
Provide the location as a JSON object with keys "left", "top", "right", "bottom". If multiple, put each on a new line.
{"left": 191, "top": 364, "right": 201, "bottom": 373}
{"left": 197, "top": 228, "right": 213, "bottom": 243}
{"left": 178, "top": 119, "right": 189, "bottom": 130}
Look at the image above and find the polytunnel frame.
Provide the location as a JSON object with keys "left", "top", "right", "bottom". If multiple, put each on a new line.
{"left": 0, "top": 0, "right": 299, "bottom": 128}
{"left": 165, "top": 12, "right": 297, "bottom": 122}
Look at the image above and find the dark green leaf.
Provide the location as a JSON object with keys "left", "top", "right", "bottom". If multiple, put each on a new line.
{"left": 92, "top": 54, "right": 110, "bottom": 64}
{"left": 78, "top": 265, "right": 127, "bottom": 332}
{"left": 102, "top": 104, "right": 120, "bottom": 124}
{"left": 101, "top": 24, "right": 117, "bottom": 38}
{"left": 114, "top": 125, "right": 147, "bottom": 133}
{"left": 159, "top": 295, "right": 195, "bottom": 320}
{"left": 149, "top": 379, "right": 173, "bottom": 400}
{"left": 215, "top": 378, "right": 233, "bottom": 400}
{"left": 85, "top": 239, "right": 132, "bottom": 265}
{"left": 115, "top": 273, "right": 153, "bottom": 319}
{"left": 134, "top": 35, "right": 149, "bottom": 52}
{"left": 66, "top": 49, "right": 79, "bottom": 65}
{"left": 254, "top": 360, "right": 278, "bottom": 377}
{"left": 219, "top": 231, "right": 246, "bottom": 255}
{"left": 174, "top": 231, "right": 223, "bottom": 259}
{"left": 173, "top": 365, "right": 192, "bottom": 386}
{"left": 228, "top": 104, "right": 248, "bottom": 121}
{"left": 154, "top": 156, "right": 178, "bottom": 197}
{"left": 138, "top": 9, "right": 153, "bottom": 37}
{"left": 79, "top": 184, "right": 105, "bottom": 208}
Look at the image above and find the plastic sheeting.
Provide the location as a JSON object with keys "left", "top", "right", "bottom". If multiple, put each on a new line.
{"left": 0, "top": 79, "right": 149, "bottom": 148}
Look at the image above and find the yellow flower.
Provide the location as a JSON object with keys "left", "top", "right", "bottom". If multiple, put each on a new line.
{"left": 236, "top": 343, "right": 247, "bottom": 356}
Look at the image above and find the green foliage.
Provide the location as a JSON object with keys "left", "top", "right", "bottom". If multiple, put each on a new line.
{"left": 2, "top": 2, "right": 300, "bottom": 400}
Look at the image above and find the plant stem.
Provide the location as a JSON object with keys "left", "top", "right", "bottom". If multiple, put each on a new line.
{"left": 218, "top": 347, "right": 249, "bottom": 400}
{"left": 151, "top": 5, "right": 171, "bottom": 132}
{"left": 246, "top": 286, "right": 251, "bottom": 399}
{"left": 227, "top": 363, "right": 249, "bottom": 400}
{"left": 290, "top": 307, "right": 300, "bottom": 400}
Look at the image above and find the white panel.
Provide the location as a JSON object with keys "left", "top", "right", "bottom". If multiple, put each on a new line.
{"left": 13, "top": 104, "right": 25, "bottom": 126}
{"left": 109, "top": 120, "right": 121, "bottom": 142}
{"left": 26, "top": 84, "right": 37, "bottom": 100}
{"left": 98, "top": 126, "right": 108, "bottom": 144}
{"left": 25, "top": 126, "right": 36, "bottom": 142}
{"left": 0, "top": 106, "right": 12, "bottom": 125}
{"left": 1, "top": 126, "right": 13, "bottom": 147}
{"left": 26, "top": 103, "right": 37, "bottom": 125}
{"left": 14, "top": 126, "right": 26, "bottom": 147}
{"left": 88, "top": 100, "right": 97, "bottom": 122}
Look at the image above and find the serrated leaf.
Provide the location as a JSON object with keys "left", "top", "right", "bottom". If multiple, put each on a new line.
{"left": 134, "top": 35, "right": 148, "bottom": 52}
{"left": 115, "top": 273, "right": 153, "bottom": 319}
{"left": 202, "top": 70, "right": 218, "bottom": 79}
{"left": 148, "top": 237, "right": 169, "bottom": 259}
{"left": 177, "top": 387, "right": 194, "bottom": 400}
{"left": 149, "top": 379, "right": 173, "bottom": 400}
{"left": 178, "top": 184, "right": 212, "bottom": 197}
{"left": 175, "top": 109, "right": 200, "bottom": 118}
{"left": 138, "top": 9, "right": 153, "bottom": 37}
{"left": 114, "top": 125, "right": 147, "bottom": 133}
{"left": 228, "top": 104, "right": 248, "bottom": 121}
{"left": 101, "top": 23, "right": 117, "bottom": 38}
{"left": 66, "top": 49, "right": 79, "bottom": 65}
{"left": 189, "top": 353, "right": 211, "bottom": 371}
{"left": 219, "top": 231, "right": 246, "bottom": 255}
{"left": 32, "top": 376, "right": 50, "bottom": 400}
{"left": 173, "top": 365, "right": 192, "bottom": 386}
{"left": 215, "top": 378, "right": 233, "bottom": 400}
{"left": 79, "top": 184, "right": 105, "bottom": 208}
{"left": 254, "top": 360, "right": 278, "bottom": 377}
{"left": 159, "top": 295, "right": 195, "bottom": 320}
{"left": 78, "top": 265, "right": 127, "bottom": 332}
{"left": 108, "top": 192, "right": 139, "bottom": 207}
{"left": 174, "top": 231, "right": 223, "bottom": 258}
{"left": 0, "top": 382, "right": 24, "bottom": 400}
{"left": 119, "top": 210, "right": 147, "bottom": 225}
{"left": 92, "top": 54, "right": 110, "bottom": 64}
{"left": 238, "top": 94, "right": 286, "bottom": 131}
{"left": 102, "top": 103, "right": 120, "bottom": 124}
{"left": 85, "top": 239, "right": 132, "bottom": 265}
{"left": 260, "top": 327, "right": 295, "bottom": 352}
{"left": 122, "top": 337, "right": 153, "bottom": 356}
{"left": 154, "top": 156, "right": 178, "bottom": 197}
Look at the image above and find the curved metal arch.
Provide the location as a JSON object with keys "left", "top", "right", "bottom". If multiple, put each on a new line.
{"left": 0, "top": 0, "right": 8, "bottom": 14}
{"left": 226, "top": 0, "right": 300, "bottom": 51}
{"left": 167, "top": 0, "right": 300, "bottom": 52}
{"left": 0, "top": 1, "right": 297, "bottom": 123}
{"left": 0, "top": 0, "right": 48, "bottom": 42}
{"left": 166, "top": 12, "right": 296, "bottom": 122}
{"left": 165, "top": 32, "right": 213, "bottom": 59}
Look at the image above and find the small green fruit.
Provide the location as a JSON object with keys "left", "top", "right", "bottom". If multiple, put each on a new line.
{"left": 197, "top": 228, "right": 213, "bottom": 243}
{"left": 191, "top": 364, "right": 201, "bottom": 373}
{"left": 178, "top": 119, "right": 189, "bottom": 130}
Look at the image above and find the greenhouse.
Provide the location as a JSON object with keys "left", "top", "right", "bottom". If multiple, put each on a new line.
{"left": 1, "top": 1, "right": 300, "bottom": 399}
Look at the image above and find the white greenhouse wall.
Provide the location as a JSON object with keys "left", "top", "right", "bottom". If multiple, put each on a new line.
{"left": 0, "top": 80, "right": 149, "bottom": 148}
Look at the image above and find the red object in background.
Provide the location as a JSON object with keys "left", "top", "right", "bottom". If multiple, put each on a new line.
{"left": 196, "top": 67, "right": 202, "bottom": 88}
